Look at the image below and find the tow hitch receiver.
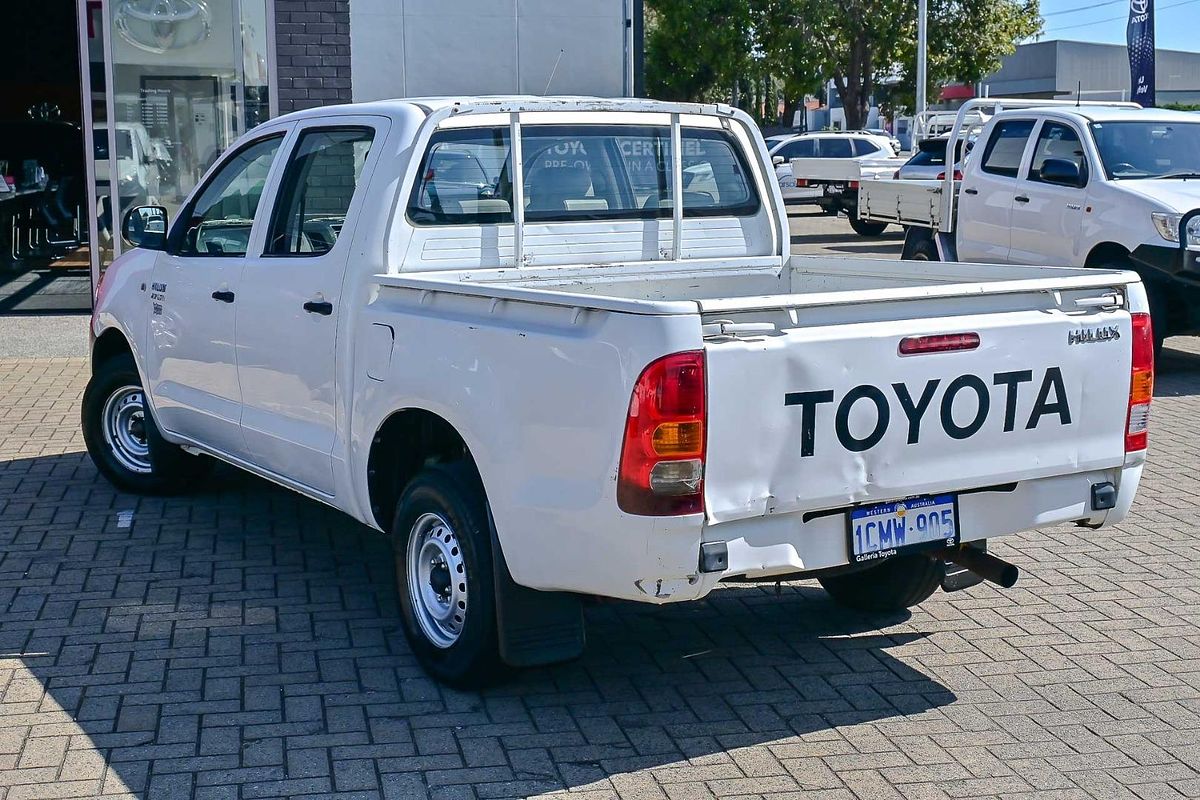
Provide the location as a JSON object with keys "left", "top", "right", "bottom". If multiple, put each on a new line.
{"left": 941, "top": 544, "right": 1020, "bottom": 589}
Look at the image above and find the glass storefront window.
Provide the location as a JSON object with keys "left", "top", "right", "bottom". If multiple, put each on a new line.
{"left": 89, "top": 0, "right": 274, "bottom": 286}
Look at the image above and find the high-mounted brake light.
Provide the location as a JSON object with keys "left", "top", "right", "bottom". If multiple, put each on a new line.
{"left": 899, "top": 332, "right": 980, "bottom": 355}
{"left": 1126, "top": 312, "right": 1154, "bottom": 453}
{"left": 617, "top": 351, "right": 706, "bottom": 516}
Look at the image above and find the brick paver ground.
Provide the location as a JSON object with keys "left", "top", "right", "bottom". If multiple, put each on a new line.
{"left": 2, "top": 285, "right": 1199, "bottom": 797}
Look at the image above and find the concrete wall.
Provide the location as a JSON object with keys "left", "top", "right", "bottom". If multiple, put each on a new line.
{"left": 348, "top": 0, "right": 632, "bottom": 101}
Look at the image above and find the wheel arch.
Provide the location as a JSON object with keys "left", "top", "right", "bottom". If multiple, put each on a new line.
{"left": 1084, "top": 241, "right": 1132, "bottom": 268}
{"left": 91, "top": 327, "right": 134, "bottom": 375}
{"left": 366, "top": 407, "right": 485, "bottom": 533}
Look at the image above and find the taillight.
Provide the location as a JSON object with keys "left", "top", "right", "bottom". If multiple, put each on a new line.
{"left": 795, "top": 178, "right": 808, "bottom": 187}
{"left": 617, "top": 351, "right": 706, "bottom": 515}
{"left": 937, "top": 170, "right": 964, "bottom": 181}
{"left": 849, "top": 180, "right": 860, "bottom": 189}
{"left": 1125, "top": 312, "right": 1154, "bottom": 452}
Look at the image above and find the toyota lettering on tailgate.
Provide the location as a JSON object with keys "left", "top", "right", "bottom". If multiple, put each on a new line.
{"left": 785, "top": 368, "right": 1072, "bottom": 457}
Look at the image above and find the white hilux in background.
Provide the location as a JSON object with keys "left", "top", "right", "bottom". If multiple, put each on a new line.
{"left": 86, "top": 97, "right": 1151, "bottom": 686}
{"left": 859, "top": 99, "right": 1200, "bottom": 349}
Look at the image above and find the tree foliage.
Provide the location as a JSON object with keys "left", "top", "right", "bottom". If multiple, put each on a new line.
{"left": 644, "top": 0, "right": 1042, "bottom": 129}
{"left": 644, "top": 0, "right": 755, "bottom": 102}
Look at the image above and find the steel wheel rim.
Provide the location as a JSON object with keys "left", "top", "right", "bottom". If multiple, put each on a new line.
{"left": 406, "top": 512, "right": 468, "bottom": 648}
{"left": 102, "top": 385, "right": 152, "bottom": 474}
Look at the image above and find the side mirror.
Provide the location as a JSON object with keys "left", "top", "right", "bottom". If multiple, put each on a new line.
{"left": 121, "top": 205, "right": 167, "bottom": 250}
{"left": 772, "top": 155, "right": 785, "bottom": 167}
{"left": 1040, "top": 158, "right": 1085, "bottom": 188}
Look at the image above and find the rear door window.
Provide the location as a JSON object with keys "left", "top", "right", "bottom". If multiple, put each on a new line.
{"left": 980, "top": 120, "right": 1035, "bottom": 178}
{"left": 776, "top": 138, "right": 815, "bottom": 159}
{"left": 818, "top": 138, "right": 853, "bottom": 158}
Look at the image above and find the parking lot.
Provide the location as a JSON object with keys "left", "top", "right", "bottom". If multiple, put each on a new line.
{"left": 1, "top": 212, "right": 1198, "bottom": 800}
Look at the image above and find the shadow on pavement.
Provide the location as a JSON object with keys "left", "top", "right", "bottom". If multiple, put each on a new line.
{"left": 0, "top": 451, "right": 955, "bottom": 798}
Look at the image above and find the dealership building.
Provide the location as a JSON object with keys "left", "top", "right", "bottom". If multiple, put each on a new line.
{"left": 0, "top": 0, "right": 642, "bottom": 312}
{"left": 982, "top": 39, "right": 1200, "bottom": 105}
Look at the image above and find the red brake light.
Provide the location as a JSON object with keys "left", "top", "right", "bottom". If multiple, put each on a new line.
{"left": 795, "top": 178, "right": 808, "bottom": 187}
{"left": 1126, "top": 312, "right": 1154, "bottom": 452}
{"left": 899, "top": 332, "right": 980, "bottom": 355}
{"left": 849, "top": 180, "right": 860, "bottom": 189}
{"left": 937, "top": 170, "right": 964, "bottom": 181}
{"left": 618, "top": 351, "right": 706, "bottom": 516}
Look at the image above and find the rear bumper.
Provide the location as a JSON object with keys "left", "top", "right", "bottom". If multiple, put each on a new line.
{"left": 509, "top": 463, "right": 1142, "bottom": 606}
{"left": 692, "top": 464, "right": 1141, "bottom": 597}
{"left": 568, "top": 463, "right": 1141, "bottom": 605}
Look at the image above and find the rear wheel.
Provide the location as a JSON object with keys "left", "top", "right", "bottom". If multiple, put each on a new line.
{"left": 848, "top": 215, "right": 889, "bottom": 237}
{"left": 393, "top": 463, "right": 505, "bottom": 687}
{"left": 818, "top": 554, "right": 943, "bottom": 612}
{"left": 906, "top": 239, "right": 940, "bottom": 261}
{"left": 82, "top": 353, "right": 211, "bottom": 494}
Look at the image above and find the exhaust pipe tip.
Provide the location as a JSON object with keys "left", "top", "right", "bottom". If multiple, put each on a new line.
{"left": 943, "top": 546, "right": 1019, "bottom": 589}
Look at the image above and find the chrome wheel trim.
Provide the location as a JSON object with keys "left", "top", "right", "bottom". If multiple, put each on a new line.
{"left": 102, "top": 385, "right": 152, "bottom": 474}
{"left": 406, "top": 512, "right": 468, "bottom": 649}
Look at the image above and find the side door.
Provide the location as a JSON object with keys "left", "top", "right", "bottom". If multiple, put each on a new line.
{"left": 1007, "top": 120, "right": 1089, "bottom": 266}
{"left": 145, "top": 132, "right": 288, "bottom": 456}
{"left": 956, "top": 118, "right": 1036, "bottom": 263}
{"left": 234, "top": 120, "right": 384, "bottom": 495}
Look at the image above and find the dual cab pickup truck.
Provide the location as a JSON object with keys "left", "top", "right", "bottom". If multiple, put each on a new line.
{"left": 86, "top": 97, "right": 1151, "bottom": 686}
{"left": 858, "top": 98, "right": 1200, "bottom": 350}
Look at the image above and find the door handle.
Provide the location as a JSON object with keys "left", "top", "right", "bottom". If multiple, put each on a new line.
{"left": 1014, "top": 195, "right": 1030, "bottom": 203}
{"left": 211, "top": 290, "right": 235, "bottom": 303}
{"left": 303, "top": 300, "right": 333, "bottom": 316}
{"left": 963, "top": 188, "right": 979, "bottom": 195}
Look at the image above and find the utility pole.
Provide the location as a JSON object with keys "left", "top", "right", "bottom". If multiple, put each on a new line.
{"left": 916, "top": 0, "right": 928, "bottom": 121}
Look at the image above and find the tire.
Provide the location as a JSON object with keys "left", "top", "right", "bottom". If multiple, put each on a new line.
{"left": 906, "top": 238, "right": 940, "bottom": 261}
{"left": 82, "top": 353, "right": 212, "bottom": 494}
{"left": 1100, "top": 259, "right": 1167, "bottom": 356}
{"left": 393, "top": 463, "right": 505, "bottom": 687}
{"left": 848, "top": 215, "right": 889, "bottom": 237}
{"left": 818, "top": 554, "right": 944, "bottom": 612}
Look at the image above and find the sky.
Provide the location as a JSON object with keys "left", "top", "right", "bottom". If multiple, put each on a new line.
{"left": 1033, "top": 0, "right": 1200, "bottom": 52}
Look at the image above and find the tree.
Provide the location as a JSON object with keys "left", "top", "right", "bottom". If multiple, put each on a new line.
{"left": 803, "top": 0, "right": 1041, "bottom": 127}
{"left": 754, "top": 0, "right": 824, "bottom": 127}
{"left": 644, "top": 0, "right": 755, "bottom": 102}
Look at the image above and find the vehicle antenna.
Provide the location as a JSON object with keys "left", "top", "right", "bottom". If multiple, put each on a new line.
{"left": 543, "top": 49, "right": 565, "bottom": 96}
{"left": 1076, "top": 81, "right": 1081, "bottom": 107}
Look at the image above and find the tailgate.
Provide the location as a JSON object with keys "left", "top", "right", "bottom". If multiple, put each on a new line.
{"left": 703, "top": 295, "right": 1133, "bottom": 524}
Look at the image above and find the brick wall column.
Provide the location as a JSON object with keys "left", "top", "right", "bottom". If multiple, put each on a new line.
{"left": 273, "top": 0, "right": 353, "bottom": 114}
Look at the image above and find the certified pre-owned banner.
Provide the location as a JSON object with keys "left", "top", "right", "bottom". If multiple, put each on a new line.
{"left": 1127, "top": 0, "right": 1156, "bottom": 107}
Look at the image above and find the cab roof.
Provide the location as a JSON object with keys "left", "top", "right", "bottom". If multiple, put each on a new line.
{"left": 996, "top": 105, "right": 1200, "bottom": 124}
{"left": 272, "top": 96, "right": 735, "bottom": 124}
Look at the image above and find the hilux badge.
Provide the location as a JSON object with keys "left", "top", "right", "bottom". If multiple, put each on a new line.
{"left": 1068, "top": 325, "right": 1120, "bottom": 346}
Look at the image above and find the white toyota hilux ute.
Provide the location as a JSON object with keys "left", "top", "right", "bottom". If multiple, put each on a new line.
{"left": 858, "top": 98, "right": 1200, "bottom": 350}
{"left": 86, "top": 97, "right": 1152, "bottom": 686}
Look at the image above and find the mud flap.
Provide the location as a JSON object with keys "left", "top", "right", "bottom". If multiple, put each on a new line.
{"left": 941, "top": 540, "right": 987, "bottom": 592}
{"left": 489, "top": 515, "right": 586, "bottom": 668}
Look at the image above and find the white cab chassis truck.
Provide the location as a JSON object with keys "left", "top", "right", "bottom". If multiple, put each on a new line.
{"left": 86, "top": 98, "right": 1152, "bottom": 686}
{"left": 858, "top": 99, "right": 1200, "bottom": 350}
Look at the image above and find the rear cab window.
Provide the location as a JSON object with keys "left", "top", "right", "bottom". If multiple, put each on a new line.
{"left": 407, "top": 123, "right": 760, "bottom": 226}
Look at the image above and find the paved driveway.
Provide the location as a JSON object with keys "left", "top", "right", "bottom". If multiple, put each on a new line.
{"left": 1, "top": 221, "right": 1198, "bottom": 799}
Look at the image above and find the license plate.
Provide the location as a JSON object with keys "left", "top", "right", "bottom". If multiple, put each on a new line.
{"left": 846, "top": 494, "right": 959, "bottom": 564}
